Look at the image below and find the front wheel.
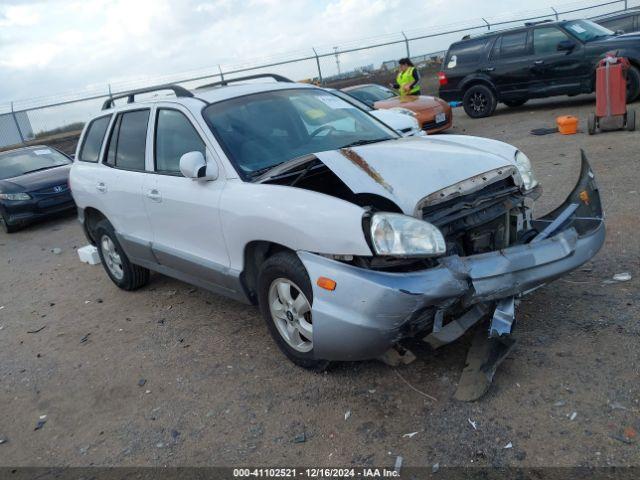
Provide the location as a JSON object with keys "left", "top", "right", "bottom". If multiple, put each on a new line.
{"left": 257, "top": 251, "right": 329, "bottom": 371}
{"left": 95, "top": 219, "right": 150, "bottom": 290}
{"left": 463, "top": 84, "right": 497, "bottom": 118}
{"left": 1, "top": 213, "right": 20, "bottom": 234}
{"left": 627, "top": 109, "right": 636, "bottom": 131}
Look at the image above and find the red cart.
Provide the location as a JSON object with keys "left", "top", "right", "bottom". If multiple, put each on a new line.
{"left": 588, "top": 54, "right": 636, "bottom": 134}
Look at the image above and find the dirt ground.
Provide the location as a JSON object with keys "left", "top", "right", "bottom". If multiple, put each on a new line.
{"left": 0, "top": 95, "right": 638, "bottom": 470}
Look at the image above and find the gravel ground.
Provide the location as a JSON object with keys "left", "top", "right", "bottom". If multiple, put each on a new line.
{"left": 0, "top": 95, "right": 638, "bottom": 469}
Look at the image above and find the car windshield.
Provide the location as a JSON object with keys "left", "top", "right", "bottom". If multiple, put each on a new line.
{"left": 0, "top": 147, "right": 71, "bottom": 180}
{"left": 203, "top": 88, "right": 396, "bottom": 179}
{"left": 564, "top": 19, "right": 614, "bottom": 42}
{"left": 345, "top": 85, "right": 396, "bottom": 106}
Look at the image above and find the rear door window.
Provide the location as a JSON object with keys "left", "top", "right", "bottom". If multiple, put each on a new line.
{"left": 154, "top": 109, "right": 205, "bottom": 174}
{"left": 103, "top": 110, "right": 150, "bottom": 171}
{"left": 79, "top": 115, "right": 111, "bottom": 162}
{"left": 446, "top": 38, "right": 489, "bottom": 68}
{"left": 499, "top": 31, "right": 529, "bottom": 58}
{"left": 533, "top": 27, "right": 571, "bottom": 55}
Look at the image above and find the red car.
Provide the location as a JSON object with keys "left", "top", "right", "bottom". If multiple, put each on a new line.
{"left": 341, "top": 84, "right": 453, "bottom": 134}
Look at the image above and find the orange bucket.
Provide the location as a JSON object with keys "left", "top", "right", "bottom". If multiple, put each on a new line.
{"left": 556, "top": 115, "right": 579, "bottom": 135}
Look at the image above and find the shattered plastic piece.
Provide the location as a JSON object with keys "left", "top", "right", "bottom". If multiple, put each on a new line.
{"left": 344, "top": 410, "right": 351, "bottom": 420}
{"left": 0, "top": 437, "right": 7, "bottom": 445}
{"left": 455, "top": 328, "right": 515, "bottom": 401}
{"left": 613, "top": 272, "right": 632, "bottom": 282}
{"left": 80, "top": 333, "right": 91, "bottom": 343}
{"left": 468, "top": 418, "right": 478, "bottom": 430}
{"left": 39, "top": 415, "right": 47, "bottom": 420}
{"left": 27, "top": 325, "right": 46, "bottom": 334}
{"left": 610, "top": 401, "right": 628, "bottom": 411}
{"left": 432, "top": 463, "right": 440, "bottom": 473}
{"left": 553, "top": 400, "right": 567, "bottom": 407}
{"left": 156, "top": 442, "right": 164, "bottom": 448}
{"left": 623, "top": 426, "right": 637, "bottom": 439}
{"left": 569, "top": 411, "right": 577, "bottom": 421}
{"left": 51, "top": 248, "right": 62, "bottom": 255}
{"left": 489, "top": 297, "right": 515, "bottom": 337}
{"left": 34, "top": 420, "right": 47, "bottom": 431}
{"left": 171, "top": 430, "right": 180, "bottom": 440}
{"left": 503, "top": 442, "right": 513, "bottom": 449}
{"left": 402, "top": 432, "right": 418, "bottom": 438}
{"left": 394, "top": 456, "right": 403, "bottom": 473}
{"left": 293, "top": 432, "right": 306, "bottom": 443}
{"left": 138, "top": 379, "right": 147, "bottom": 387}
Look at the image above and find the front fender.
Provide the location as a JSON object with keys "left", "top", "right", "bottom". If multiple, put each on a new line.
{"left": 220, "top": 181, "right": 372, "bottom": 272}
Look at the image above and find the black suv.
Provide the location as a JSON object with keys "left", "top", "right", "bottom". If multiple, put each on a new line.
{"left": 438, "top": 19, "right": 640, "bottom": 118}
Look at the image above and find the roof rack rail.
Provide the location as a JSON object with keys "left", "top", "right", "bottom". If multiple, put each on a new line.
{"left": 524, "top": 19, "right": 554, "bottom": 26}
{"left": 196, "top": 73, "right": 293, "bottom": 90}
{"left": 101, "top": 84, "right": 193, "bottom": 110}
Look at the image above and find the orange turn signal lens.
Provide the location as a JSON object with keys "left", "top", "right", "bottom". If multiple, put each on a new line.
{"left": 317, "top": 277, "right": 337, "bottom": 291}
{"left": 579, "top": 190, "right": 590, "bottom": 205}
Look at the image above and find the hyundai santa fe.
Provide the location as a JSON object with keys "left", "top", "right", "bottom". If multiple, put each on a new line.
{"left": 70, "top": 76, "right": 604, "bottom": 385}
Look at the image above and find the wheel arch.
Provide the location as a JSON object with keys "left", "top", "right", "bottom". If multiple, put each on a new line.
{"left": 460, "top": 75, "right": 498, "bottom": 96}
{"left": 241, "top": 240, "right": 296, "bottom": 305}
{"left": 83, "top": 207, "right": 109, "bottom": 245}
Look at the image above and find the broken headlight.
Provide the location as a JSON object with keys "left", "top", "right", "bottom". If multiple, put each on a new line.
{"left": 369, "top": 212, "right": 446, "bottom": 257}
{"left": 514, "top": 150, "right": 538, "bottom": 191}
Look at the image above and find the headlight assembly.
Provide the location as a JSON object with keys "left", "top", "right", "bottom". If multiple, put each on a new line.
{"left": 514, "top": 150, "right": 538, "bottom": 191}
{"left": 0, "top": 192, "right": 31, "bottom": 201}
{"left": 369, "top": 212, "right": 446, "bottom": 257}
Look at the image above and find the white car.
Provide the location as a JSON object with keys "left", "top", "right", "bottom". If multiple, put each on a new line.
{"left": 70, "top": 75, "right": 604, "bottom": 377}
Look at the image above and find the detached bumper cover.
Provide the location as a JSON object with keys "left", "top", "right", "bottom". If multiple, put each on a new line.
{"left": 299, "top": 152, "right": 605, "bottom": 361}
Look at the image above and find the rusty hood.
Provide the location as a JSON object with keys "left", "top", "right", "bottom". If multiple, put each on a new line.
{"left": 314, "top": 135, "right": 519, "bottom": 215}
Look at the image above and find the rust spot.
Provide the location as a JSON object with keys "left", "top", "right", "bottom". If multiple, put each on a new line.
{"left": 340, "top": 148, "right": 393, "bottom": 193}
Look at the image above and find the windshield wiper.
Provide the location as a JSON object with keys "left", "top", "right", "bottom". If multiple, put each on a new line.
{"left": 338, "top": 138, "right": 392, "bottom": 149}
{"left": 249, "top": 161, "right": 287, "bottom": 180}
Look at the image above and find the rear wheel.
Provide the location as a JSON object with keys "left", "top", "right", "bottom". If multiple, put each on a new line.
{"left": 95, "top": 219, "right": 149, "bottom": 290}
{"left": 503, "top": 99, "right": 528, "bottom": 108}
{"left": 626, "top": 109, "right": 636, "bottom": 131}
{"left": 588, "top": 112, "right": 597, "bottom": 135}
{"left": 257, "top": 251, "right": 329, "bottom": 371}
{"left": 463, "top": 84, "right": 497, "bottom": 118}
{"left": 626, "top": 65, "right": 640, "bottom": 102}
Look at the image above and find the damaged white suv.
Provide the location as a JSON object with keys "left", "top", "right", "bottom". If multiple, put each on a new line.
{"left": 71, "top": 75, "right": 604, "bottom": 395}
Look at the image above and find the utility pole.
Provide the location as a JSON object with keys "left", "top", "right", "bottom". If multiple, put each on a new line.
{"left": 312, "top": 48, "right": 323, "bottom": 85}
{"left": 10, "top": 102, "right": 25, "bottom": 145}
{"left": 333, "top": 47, "right": 341, "bottom": 75}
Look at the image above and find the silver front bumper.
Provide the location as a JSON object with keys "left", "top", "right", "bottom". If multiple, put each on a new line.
{"left": 299, "top": 153, "right": 605, "bottom": 361}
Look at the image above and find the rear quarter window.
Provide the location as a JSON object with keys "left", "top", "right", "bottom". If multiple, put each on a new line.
{"left": 79, "top": 115, "right": 111, "bottom": 162}
{"left": 445, "top": 38, "right": 491, "bottom": 69}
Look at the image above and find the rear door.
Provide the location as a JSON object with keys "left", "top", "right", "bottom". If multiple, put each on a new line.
{"left": 486, "top": 30, "right": 533, "bottom": 99}
{"left": 100, "top": 108, "right": 155, "bottom": 263}
{"left": 144, "top": 105, "right": 233, "bottom": 292}
{"left": 529, "top": 26, "right": 587, "bottom": 96}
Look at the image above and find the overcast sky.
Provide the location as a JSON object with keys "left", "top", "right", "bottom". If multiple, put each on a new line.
{"left": 0, "top": 0, "right": 622, "bottom": 108}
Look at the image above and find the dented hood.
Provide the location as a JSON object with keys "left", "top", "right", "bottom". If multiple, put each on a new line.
{"left": 314, "top": 135, "right": 518, "bottom": 215}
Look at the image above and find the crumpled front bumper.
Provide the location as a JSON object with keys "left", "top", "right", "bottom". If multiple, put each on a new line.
{"left": 298, "top": 152, "right": 605, "bottom": 361}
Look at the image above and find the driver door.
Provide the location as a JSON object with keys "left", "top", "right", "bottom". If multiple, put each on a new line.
{"left": 144, "top": 105, "right": 234, "bottom": 293}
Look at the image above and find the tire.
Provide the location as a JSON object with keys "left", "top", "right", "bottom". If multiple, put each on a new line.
{"left": 1, "top": 213, "right": 20, "bottom": 234}
{"left": 257, "top": 251, "right": 330, "bottom": 371}
{"left": 588, "top": 112, "right": 597, "bottom": 135}
{"left": 94, "top": 219, "right": 149, "bottom": 290}
{"left": 463, "top": 84, "right": 497, "bottom": 118}
{"left": 626, "top": 109, "right": 636, "bottom": 131}
{"left": 503, "top": 99, "right": 528, "bottom": 108}
{"left": 626, "top": 65, "right": 640, "bottom": 103}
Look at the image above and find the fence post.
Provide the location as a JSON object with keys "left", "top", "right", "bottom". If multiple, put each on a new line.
{"left": 312, "top": 48, "right": 323, "bottom": 85}
{"left": 551, "top": 7, "right": 559, "bottom": 20}
{"left": 401, "top": 31, "right": 411, "bottom": 58}
{"left": 218, "top": 65, "right": 225, "bottom": 82}
{"left": 482, "top": 18, "right": 490, "bottom": 31}
{"left": 10, "top": 102, "right": 25, "bottom": 145}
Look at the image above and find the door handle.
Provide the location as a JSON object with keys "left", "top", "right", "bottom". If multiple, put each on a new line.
{"left": 481, "top": 67, "right": 495, "bottom": 72}
{"left": 146, "top": 189, "right": 162, "bottom": 202}
{"left": 533, "top": 60, "right": 545, "bottom": 65}
{"left": 96, "top": 182, "right": 107, "bottom": 193}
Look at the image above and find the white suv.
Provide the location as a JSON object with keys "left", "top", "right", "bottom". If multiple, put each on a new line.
{"left": 70, "top": 75, "right": 604, "bottom": 377}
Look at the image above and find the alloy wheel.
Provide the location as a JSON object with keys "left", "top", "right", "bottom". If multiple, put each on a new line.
{"left": 101, "top": 234, "right": 124, "bottom": 280}
{"left": 268, "top": 278, "right": 313, "bottom": 353}
{"left": 469, "top": 92, "right": 488, "bottom": 113}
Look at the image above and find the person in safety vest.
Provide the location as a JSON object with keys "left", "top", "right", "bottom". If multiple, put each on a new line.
{"left": 391, "top": 58, "right": 421, "bottom": 96}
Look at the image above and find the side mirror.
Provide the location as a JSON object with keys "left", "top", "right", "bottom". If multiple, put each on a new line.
{"left": 179, "top": 151, "right": 219, "bottom": 181}
{"left": 557, "top": 40, "right": 576, "bottom": 52}
{"left": 615, "top": 29, "right": 625, "bottom": 35}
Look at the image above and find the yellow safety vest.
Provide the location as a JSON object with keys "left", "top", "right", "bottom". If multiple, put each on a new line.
{"left": 396, "top": 66, "right": 420, "bottom": 95}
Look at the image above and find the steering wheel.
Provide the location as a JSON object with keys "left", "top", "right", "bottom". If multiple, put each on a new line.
{"left": 309, "top": 125, "right": 337, "bottom": 137}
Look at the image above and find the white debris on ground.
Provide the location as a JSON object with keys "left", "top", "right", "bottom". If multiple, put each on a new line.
{"left": 612, "top": 272, "right": 632, "bottom": 282}
{"left": 78, "top": 245, "right": 101, "bottom": 265}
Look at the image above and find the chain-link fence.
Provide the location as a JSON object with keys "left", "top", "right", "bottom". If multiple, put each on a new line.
{"left": 1, "top": 0, "right": 637, "bottom": 151}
